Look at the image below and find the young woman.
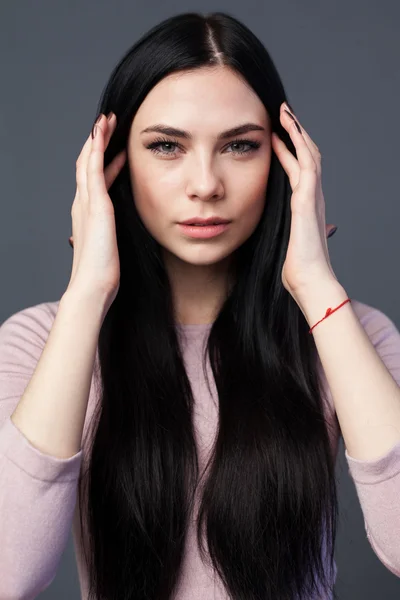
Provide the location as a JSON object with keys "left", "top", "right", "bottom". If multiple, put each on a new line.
{"left": 1, "top": 11, "right": 400, "bottom": 600}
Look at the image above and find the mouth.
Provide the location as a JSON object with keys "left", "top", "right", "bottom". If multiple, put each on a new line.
{"left": 177, "top": 222, "right": 231, "bottom": 239}
{"left": 178, "top": 217, "right": 232, "bottom": 226}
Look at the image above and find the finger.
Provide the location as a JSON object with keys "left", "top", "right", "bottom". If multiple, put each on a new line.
{"left": 271, "top": 132, "right": 300, "bottom": 190}
{"left": 284, "top": 113, "right": 317, "bottom": 175}
{"left": 76, "top": 116, "right": 103, "bottom": 191}
{"left": 69, "top": 149, "right": 125, "bottom": 249}
{"left": 87, "top": 116, "right": 109, "bottom": 209}
{"left": 281, "top": 104, "right": 321, "bottom": 171}
{"left": 104, "top": 148, "right": 127, "bottom": 190}
{"left": 285, "top": 121, "right": 320, "bottom": 209}
{"left": 76, "top": 112, "right": 116, "bottom": 197}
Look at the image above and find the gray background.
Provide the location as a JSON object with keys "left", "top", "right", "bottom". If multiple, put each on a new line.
{"left": 1, "top": 0, "right": 399, "bottom": 598}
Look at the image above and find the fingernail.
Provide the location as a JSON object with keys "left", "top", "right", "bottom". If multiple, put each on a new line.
{"left": 328, "top": 226, "right": 338, "bottom": 238}
{"left": 107, "top": 112, "right": 114, "bottom": 120}
{"left": 283, "top": 108, "right": 302, "bottom": 134}
{"left": 285, "top": 101, "right": 295, "bottom": 115}
{"left": 284, "top": 109, "right": 295, "bottom": 121}
{"left": 91, "top": 115, "right": 102, "bottom": 139}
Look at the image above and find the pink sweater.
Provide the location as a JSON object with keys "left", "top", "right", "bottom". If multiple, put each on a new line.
{"left": 0, "top": 298, "right": 400, "bottom": 599}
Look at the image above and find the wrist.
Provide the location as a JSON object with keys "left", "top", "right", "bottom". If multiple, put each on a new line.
{"left": 61, "top": 286, "right": 110, "bottom": 325}
{"left": 296, "top": 280, "right": 349, "bottom": 327}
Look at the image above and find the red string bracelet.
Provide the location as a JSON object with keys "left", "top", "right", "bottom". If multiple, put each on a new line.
{"left": 308, "top": 298, "right": 351, "bottom": 334}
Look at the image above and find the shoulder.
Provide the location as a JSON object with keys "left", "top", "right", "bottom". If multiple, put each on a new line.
{"left": 1, "top": 298, "right": 61, "bottom": 332}
{"left": 316, "top": 298, "right": 400, "bottom": 451}
{"left": 0, "top": 299, "right": 61, "bottom": 358}
{"left": 351, "top": 298, "right": 400, "bottom": 345}
{"left": 350, "top": 298, "right": 400, "bottom": 386}
{"left": 351, "top": 298, "right": 398, "bottom": 329}
{"left": 0, "top": 299, "right": 63, "bottom": 428}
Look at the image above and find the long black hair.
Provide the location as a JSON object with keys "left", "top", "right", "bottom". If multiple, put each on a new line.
{"left": 77, "top": 11, "right": 339, "bottom": 600}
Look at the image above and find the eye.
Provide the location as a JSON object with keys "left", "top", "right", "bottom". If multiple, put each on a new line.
{"left": 145, "top": 137, "right": 261, "bottom": 157}
{"left": 226, "top": 139, "right": 261, "bottom": 155}
{"left": 146, "top": 137, "right": 179, "bottom": 155}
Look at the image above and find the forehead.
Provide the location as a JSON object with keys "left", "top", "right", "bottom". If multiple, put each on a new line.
{"left": 131, "top": 67, "right": 269, "bottom": 135}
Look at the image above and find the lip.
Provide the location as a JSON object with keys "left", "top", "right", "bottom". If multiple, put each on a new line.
{"left": 178, "top": 217, "right": 231, "bottom": 226}
{"left": 177, "top": 222, "right": 231, "bottom": 239}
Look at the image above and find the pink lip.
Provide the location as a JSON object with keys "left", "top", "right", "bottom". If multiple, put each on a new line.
{"left": 177, "top": 223, "right": 231, "bottom": 239}
{"left": 179, "top": 217, "right": 231, "bottom": 226}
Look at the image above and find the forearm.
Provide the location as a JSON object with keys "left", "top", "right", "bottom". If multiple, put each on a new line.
{"left": 300, "top": 281, "right": 400, "bottom": 461}
{"left": 10, "top": 289, "right": 106, "bottom": 459}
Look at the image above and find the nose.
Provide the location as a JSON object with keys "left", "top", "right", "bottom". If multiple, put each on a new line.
{"left": 185, "top": 158, "right": 224, "bottom": 202}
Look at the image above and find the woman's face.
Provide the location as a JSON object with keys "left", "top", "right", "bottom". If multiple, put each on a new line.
{"left": 127, "top": 66, "right": 272, "bottom": 268}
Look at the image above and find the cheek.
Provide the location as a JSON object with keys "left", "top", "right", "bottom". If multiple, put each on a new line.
{"left": 129, "top": 168, "right": 166, "bottom": 227}
{"left": 136, "top": 192, "right": 166, "bottom": 238}
{"left": 234, "top": 165, "right": 270, "bottom": 225}
{"left": 238, "top": 195, "right": 266, "bottom": 236}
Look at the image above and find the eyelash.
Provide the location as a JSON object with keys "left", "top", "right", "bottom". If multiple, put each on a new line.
{"left": 145, "top": 136, "right": 261, "bottom": 157}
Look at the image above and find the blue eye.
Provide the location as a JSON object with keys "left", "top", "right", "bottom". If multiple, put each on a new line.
{"left": 146, "top": 137, "right": 261, "bottom": 157}
{"left": 226, "top": 140, "right": 261, "bottom": 155}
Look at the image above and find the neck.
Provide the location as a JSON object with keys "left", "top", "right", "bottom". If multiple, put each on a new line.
{"left": 163, "top": 249, "right": 235, "bottom": 325}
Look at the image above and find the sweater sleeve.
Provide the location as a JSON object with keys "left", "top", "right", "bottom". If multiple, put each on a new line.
{"left": 344, "top": 301, "right": 400, "bottom": 578}
{"left": 0, "top": 301, "right": 83, "bottom": 600}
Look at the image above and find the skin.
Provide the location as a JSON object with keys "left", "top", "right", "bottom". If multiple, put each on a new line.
{"left": 127, "top": 66, "right": 272, "bottom": 325}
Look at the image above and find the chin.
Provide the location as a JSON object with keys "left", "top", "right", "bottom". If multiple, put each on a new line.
{"left": 165, "top": 243, "right": 239, "bottom": 267}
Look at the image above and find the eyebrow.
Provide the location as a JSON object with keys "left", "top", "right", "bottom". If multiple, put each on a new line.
{"left": 140, "top": 122, "right": 266, "bottom": 140}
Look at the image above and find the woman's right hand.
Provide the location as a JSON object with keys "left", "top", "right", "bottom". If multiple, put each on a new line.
{"left": 67, "top": 113, "right": 127, "bottom": 312}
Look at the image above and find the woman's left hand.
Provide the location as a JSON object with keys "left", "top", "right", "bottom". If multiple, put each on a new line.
{"left": 271, "top": 102, "right": 339, "bottom": 306}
